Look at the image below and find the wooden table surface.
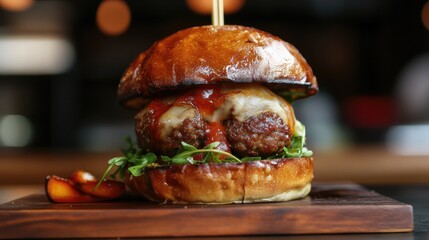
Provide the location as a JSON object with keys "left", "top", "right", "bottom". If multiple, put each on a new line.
{"left": 0, "top": 184, "right": 427, "bottom": 239}
{"left": 0, "top": 183, "right": 414, "bottom": 238}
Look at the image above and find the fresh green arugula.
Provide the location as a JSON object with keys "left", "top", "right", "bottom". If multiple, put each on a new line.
{"left": 95, "top": 138, "right": 262, "bottom": 189}
{"left": 95, "top": 137, "right": 158, "bottom": 189}
{"left": 280, "top": 120, "right": 313, "bottom": 158}
{"left": 96, "top": 121, "right": 313, "bottom": 189}
{"left": 267, "top": 135, "right": 313, "bottom": 159}
{"left": 277, "top": 90, "right": 307, "bottom": 103}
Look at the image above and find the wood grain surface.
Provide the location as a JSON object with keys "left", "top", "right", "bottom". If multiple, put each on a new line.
{"left": 0, "top": 183, "right": 413, "bottom": 239}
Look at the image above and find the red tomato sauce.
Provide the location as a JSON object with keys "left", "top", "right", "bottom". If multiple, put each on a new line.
{"left": 147, "top": 85, "right": 231, "bottom": 155}
{"left": 146, "top": 99, "right": 170, "bottom": 141}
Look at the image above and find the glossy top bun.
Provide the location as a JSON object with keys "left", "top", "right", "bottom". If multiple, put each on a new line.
{"left": 118, "top": 25, "right": 318, "bottom": 109}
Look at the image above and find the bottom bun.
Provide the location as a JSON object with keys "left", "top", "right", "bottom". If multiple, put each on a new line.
{"left": 125, "top": 157, "right": 314, "bottom": 204}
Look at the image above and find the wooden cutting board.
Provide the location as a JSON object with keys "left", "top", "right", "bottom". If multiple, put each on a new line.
{"left": 0, "top": 183, "right": 413, "bottom": 239}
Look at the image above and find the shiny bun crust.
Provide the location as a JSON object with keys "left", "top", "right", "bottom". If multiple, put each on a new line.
{"left": 125, "top": 157, "right": 314, "bottom": 204}
{"left": 118, "top": 25, "right": 318, "bottom": 109}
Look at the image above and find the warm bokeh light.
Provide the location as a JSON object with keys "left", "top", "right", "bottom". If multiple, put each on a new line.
{"left": 96, "top": 0, "right": 131, "bottom": 36}
{"left": 187, "top": 0, "right": 245, "bottom": 15}
{"left": 0, "top": 36, "right": 75, "bottom": 75}
{"left": 0, "top": 0, "right": 33, "bottom": 12}
{"left": 422, "top": 1, "right": 429, "bottom": 31}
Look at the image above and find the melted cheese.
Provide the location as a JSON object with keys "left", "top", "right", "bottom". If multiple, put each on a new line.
{"left": 156, "top": 84, "right": 295, "bottom": 141}
{"left": 212, "top": 84, "right": 295, "bottom": 133}
{"left": 158, "top": 105, "right": 197, "bottom": 139}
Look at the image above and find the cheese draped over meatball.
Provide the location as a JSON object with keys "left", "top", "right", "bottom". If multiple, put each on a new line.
{"left": 135, "top": 84, "right": 296, "bottom": 157}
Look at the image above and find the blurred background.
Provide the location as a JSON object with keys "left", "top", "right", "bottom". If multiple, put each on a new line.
{"left": 0, "top": 0, "right": 429, "bottom": 202}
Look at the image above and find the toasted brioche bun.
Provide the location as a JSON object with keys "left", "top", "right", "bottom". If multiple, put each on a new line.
{"left": 118, "top": 25, "right": 318, "bottom": 109}
{"left": 125, "top": 157, "right": 313, "bottom": 204}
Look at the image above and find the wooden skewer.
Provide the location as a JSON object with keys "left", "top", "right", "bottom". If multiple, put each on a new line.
{"left": 212, "top": 0, "right": 218, "bottom": 26}
{"left": 218, "top": 0, "right": 224, "bottom": 26}
{"left": 212, "top": 0, "right": 224, "bottom": 26}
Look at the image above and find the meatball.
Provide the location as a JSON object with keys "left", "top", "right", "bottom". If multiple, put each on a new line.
{"left": 224, "top": 112, "right": 292, "bottom": 157}
{"left": 135, "top": 105, "right": 206, "bottom": 156}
